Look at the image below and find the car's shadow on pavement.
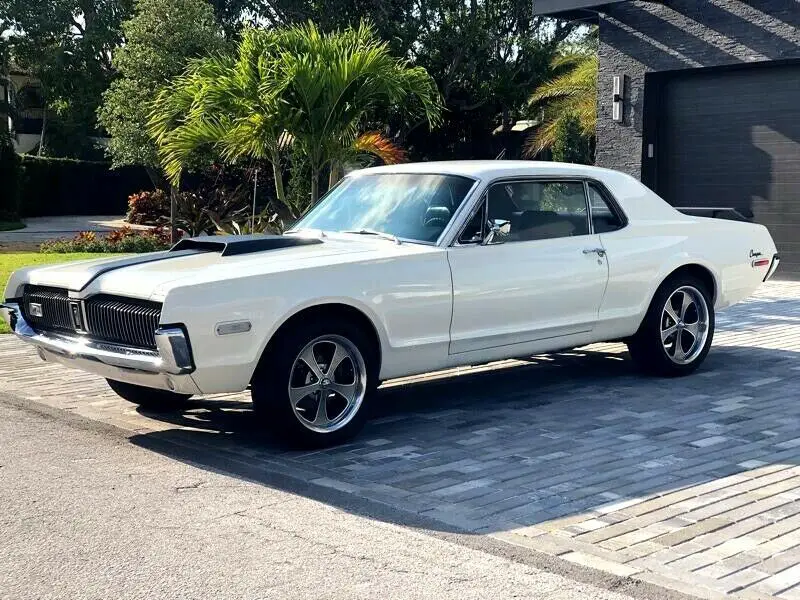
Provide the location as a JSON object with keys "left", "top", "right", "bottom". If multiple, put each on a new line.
{"left": 129, "top": 340, "right": 800, "bottom": 535}
{"left": 137, "top": 348, "right": 634, "bottom": 437}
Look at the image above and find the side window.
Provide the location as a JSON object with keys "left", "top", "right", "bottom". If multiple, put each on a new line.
{"left": 588, "top": 183, "right": 625, "bottom": 233}
{"left": 486, "top": 180, "right": 589, "bottom": 242}
{"left": 457, "top": 197, "right": 486, "bottom": 244}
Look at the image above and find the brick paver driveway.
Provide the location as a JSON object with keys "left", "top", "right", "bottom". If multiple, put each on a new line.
{"left": 2, "top": 281, "right": 800, "bottom": 600}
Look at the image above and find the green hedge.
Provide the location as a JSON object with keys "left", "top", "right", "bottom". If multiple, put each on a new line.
{"left": 0, "top": 139, "right": 21, "bottom": 220}
{"left": 19, "top": 156, "right": 152, "bottom": 217}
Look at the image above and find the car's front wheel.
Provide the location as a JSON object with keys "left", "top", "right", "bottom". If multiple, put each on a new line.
{"left": 627, "top": 274, "right": 715, "bottom": 376}
{"left": 251, "top": 319, "right": 377, "bottom": 448}
{"left": 106, "top": 379, "right": 192, "bottom": 410}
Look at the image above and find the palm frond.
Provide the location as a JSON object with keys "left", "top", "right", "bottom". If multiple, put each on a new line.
{"left": 523, "top": 118, "right": 560, "bottom": 158}
{"left": 525, "top": 50, "right": 598, "bottom": 155}
{"left": 352, "top": 132, "right": 408, "bottom": 164}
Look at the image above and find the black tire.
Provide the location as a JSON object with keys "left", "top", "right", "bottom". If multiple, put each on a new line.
{"left": 627, "top": 274, "right": 715, "bottom": 377}
{"left": 251, "top": 318, "right": 378, "bottom": 448}
{"left": 106, "top": 379, "right": 192, "bottom": 410}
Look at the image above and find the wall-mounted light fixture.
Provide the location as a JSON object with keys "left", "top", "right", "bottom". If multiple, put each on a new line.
{"left": 612, "top": 75, "right": 627, "bottom": 123}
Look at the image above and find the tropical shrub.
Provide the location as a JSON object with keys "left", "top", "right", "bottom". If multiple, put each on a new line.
{"left": 127, "top": 176, "right": 250, "bottom": 236}
{"left": 126, "top": 189, "right": 170, "bottom": 224}
{"left": 211, "top": 208, "right": 284, "bottom": 235}
{"left": 172, "top": 183, "right": 249, "bottom": 237}
{"left": 40, "top": 226, "right": 174, "bottom": 253}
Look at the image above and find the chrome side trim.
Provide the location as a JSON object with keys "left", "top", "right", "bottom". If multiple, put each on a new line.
{"left": 0, "top": 303, "right": 194, "bottom": 375}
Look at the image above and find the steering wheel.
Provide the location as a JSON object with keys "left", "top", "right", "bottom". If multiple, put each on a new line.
{"left": 423, "top": 206, "right": 452, "bottom": 229}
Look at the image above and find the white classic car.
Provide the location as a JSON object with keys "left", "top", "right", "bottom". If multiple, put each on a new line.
{"left": 2, "top": 161, "right": 781, "bottom": 446}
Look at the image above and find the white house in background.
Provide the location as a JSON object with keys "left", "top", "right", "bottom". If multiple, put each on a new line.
{"left": 0, "top": 65, "right": 108, "bottom": 154}
{"left": 1, "top": 66, "right": 45, "bottom": 153}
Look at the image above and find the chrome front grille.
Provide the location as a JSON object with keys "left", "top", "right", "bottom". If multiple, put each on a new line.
{"left": 22, "top": 285, "right": 162, "bottom": 349}
{"left": 21, "top": 286, "right": 74, "bottom": 333}
{"left": 84, "top": 295, "right": 162, "bottom": 349}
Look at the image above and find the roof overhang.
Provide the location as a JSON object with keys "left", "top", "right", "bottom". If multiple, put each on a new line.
{"left": 533, "top": 0, "right": 627, "bottom": 17}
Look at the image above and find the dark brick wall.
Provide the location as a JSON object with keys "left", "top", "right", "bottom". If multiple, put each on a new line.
{"left": 596, "top": 0, "right": 800, "bottom": 177}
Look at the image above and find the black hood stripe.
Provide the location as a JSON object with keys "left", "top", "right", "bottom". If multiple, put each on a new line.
{"left": 73, "top": 235, "right": 324, "bottom": 291}
{"left": 76, "top": 249, "right": 210, "bottom": 291}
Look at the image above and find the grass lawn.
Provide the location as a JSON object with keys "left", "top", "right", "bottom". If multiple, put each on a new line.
{"left": 1, "top": 252, "right": 103, "bottom": 334}
{"left": 0, "top": 221, "right": 26, "bottom": 232}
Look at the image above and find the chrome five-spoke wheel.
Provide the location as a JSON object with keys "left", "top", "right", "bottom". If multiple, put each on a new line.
{"left": 288, "top": 335, "right": 367, "bottom": 433}
{"left": 251, "top": 319, "right": 376, "bottom": 448}
{"left": 660, "top": 286, "right": 710, "bottom": 365}
{"left": 627, "top": 274, "right": 715, "bottom": 376}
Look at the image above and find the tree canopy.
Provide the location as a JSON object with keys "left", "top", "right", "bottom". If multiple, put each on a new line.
{"left": 4, "top": 0, "right": 597, "bottom": 181}
{"left": 257, "top": 0, "right": 581, "bottom": 160}
{"left": 97, "top": 0, "right": 225, "bottom": 182}
{"left": 0, "top": 0, "right": 133, "bottom": 156}
{"left": 1, "top": 0, "right": 267, "bottom": 157}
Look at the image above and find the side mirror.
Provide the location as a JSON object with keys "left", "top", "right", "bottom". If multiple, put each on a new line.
{"left": 483, "top": 219, "right": 509, "bottom": 245}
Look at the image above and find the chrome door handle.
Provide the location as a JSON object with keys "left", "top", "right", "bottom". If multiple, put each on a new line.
{"left": 583, "top": 248, "right": 606, "bottom": 257}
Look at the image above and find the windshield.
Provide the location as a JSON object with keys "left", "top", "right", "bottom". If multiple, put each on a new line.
{"left": 292, "top": 173, "right": 476, "bottom": 244}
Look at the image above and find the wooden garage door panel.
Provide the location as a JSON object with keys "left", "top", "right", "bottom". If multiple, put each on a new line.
{"left": 658, "top": 63, "right": 800, "bottom": 275}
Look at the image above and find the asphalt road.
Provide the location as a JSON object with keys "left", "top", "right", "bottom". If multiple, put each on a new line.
{"left": 0, "top": 396, "right": 689, "bottom": 600}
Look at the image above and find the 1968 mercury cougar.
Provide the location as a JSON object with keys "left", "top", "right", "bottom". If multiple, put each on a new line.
{"left": 2, "top": 161, "right": 781, "bottom": 446}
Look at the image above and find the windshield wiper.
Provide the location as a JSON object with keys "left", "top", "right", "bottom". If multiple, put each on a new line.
{"left": 340, "top": 229, "right": 401, "bottom": 244}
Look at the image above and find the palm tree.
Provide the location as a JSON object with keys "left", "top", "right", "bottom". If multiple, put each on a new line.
{"left": 524, "top": 47, "right": 598, "bottom": 159}
{"left": 150, "top": 21, "right": 442, "bottom": 214}
{"left": 268, "top": 21, "right": 442, "bottom": 203}
{"left": 149, "top": 30, "right": 294, "bottom": 210}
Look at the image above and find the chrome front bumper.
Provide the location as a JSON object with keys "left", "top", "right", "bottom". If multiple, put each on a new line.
{"left": 1, "top": 302, "right": 194, "bottom": 375}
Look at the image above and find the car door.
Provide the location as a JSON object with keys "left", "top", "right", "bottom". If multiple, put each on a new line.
{"left": 447, "top": 178, "right": 609, "bottom": 355}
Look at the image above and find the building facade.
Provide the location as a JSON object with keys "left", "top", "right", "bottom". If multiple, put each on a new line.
{"left": 1, "top": 65, "right": 47, "bottom": 154}
{"left": 535, "top": 0, "right": 800, "bottom": 276}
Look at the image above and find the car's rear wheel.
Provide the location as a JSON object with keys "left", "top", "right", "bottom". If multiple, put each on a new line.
{"left": 627, "top": 274, "right": 715, "bottom": 377}
{"left": 106, "top": 379, "right": 192, "bottom": 410}
{"left": 251, "top": 319, "right": 377, "bottom": 448}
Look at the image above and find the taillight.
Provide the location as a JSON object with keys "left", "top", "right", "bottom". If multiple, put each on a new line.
{"left": 752, "top": 258, "right": 770, "bottom": 268}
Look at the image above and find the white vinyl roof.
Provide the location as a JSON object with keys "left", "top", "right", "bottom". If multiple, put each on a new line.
{"left": 353, "top": 160, "right": 624, "bottom": 181}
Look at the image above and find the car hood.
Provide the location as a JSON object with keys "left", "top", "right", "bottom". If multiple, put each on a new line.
{"left": 17, "top": 235, "right": 440, "bottom": 301}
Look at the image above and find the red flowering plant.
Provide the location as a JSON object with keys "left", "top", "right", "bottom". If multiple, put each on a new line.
{"left": 126, "top": 190, "right": 169, "bottom": 225}
{"left": 40, "top": 226, "right": 177, "bottom": 254}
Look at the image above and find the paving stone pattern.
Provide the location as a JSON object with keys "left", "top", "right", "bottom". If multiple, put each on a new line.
{"left": 2, "top": 281, "right": 800, "bottom": 599}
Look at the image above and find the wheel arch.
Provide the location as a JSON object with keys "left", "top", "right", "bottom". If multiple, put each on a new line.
{"left": 628, "top": 261, "right": 717, "bottom": 375}
{"left": 666, "top": 263, "right": 718, "bottom": 305}
{"left": 635, "top": 262, "right": 719, "bottom": 334}
{"left": 250, "top": 301, "right": 384, "bottom": 384}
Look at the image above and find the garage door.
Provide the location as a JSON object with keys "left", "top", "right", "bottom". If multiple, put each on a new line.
{"left": 657, "top": 63, "right": 800, "bottom": 277}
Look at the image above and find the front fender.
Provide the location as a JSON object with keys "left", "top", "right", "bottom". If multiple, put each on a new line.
{"left": 248, "top": 295, "right": 391, "bottom": 377}
{"left": 163, "top": 249, "right": 452, "bottom": 394}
